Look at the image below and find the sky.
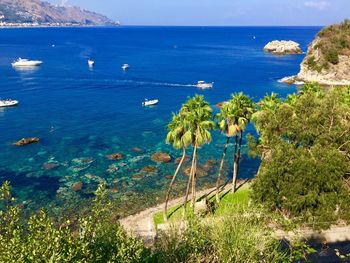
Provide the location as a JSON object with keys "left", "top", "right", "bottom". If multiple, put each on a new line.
{"left": 49, "top": 0, "right": 350, "bottom": 26}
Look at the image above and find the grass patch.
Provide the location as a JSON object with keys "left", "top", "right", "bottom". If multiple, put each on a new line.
{"left": 154, "top": 184, "right": 251, "bottom": 225}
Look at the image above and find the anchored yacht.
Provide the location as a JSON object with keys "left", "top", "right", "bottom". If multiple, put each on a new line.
{"left": 122, "top": 64, "right": 129, "bottom": 71}
{"left": 142, "top": 99, "right": 159, "bottom": 107}
{"left": 88, "top": 59, "right": 95, "bottom": 67}
{"left": 0, "top": 99, "right": 19, "bottom": 107}
{"left": 12, "top": 58, "right": 43, "bottom": 67}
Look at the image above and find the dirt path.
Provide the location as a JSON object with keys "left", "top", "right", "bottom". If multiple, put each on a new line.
{"left": 119, "top": 185, "right": 227, "bottom": 245}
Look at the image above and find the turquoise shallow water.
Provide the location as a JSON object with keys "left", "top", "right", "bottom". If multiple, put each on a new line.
{"left": 0, "top": 26, "right": 320, "bottom": 215}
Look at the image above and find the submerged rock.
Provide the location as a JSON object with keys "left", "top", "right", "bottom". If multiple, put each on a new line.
{"left": 183, "top": 166, "right": 208, "bottom": 177}
{"left": 175, "top": 156, "right": 188, "bottom": 164}
{"left": 204, "top": 160, "right": 217, "bottom": 170}
{"left": 132, "top": 147, "right": 144, "bottom": 153}
{"left": 132, "top": 174, "right": 144, "bottom": 180}
{"left": 165, "top": 175, "right": 173, "bottom": 180}
{"left": 14, "top": 137, "right": 40, "bottom": 146}
{"left": 71, "top": 157, "right": 94, "bottom": 165}
{"left": 264, "top": 40, "right": 302, "bottom": 55}
{"left": 109, "top": 188, "right": 119, "bottom": 193}
{"left": 151, "top": 152, "right": 171, "bottom": 163}
{"left": 71, "top": 182, "right": 83, "bottom": 192}
{"left": 140, "top": 165, "right": 157, "bottom": 173}
{"left": 107, "top": 164, "right": 119, "bottom": 174}
{"left": 106, "top": 153, "right": 124, "bottom": 160}
{"left": 215, "top": 101, "right": 227, "bottom": 108}
{"left": 43, "top": 161, "right": 60, "bottom": 171}
{"left": 69, "top": 157, "right": 94, "bottom": 173}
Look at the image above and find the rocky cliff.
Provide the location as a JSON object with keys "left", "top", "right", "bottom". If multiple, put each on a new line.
{"left": 297, "top": 20, "right": 350, "bottom": 86}
{"left": 0, "top": 0, "right": 114, "bottom": 25}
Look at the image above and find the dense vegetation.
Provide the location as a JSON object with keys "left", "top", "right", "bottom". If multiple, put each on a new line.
{"left": 306, "top": 19, "right": 350, "bottom": 72}
{"left": 0, "top": 182, "right": 148, "bottom": 262}
{"left": 249, "top": 83, "right": 350, "bottom": 228}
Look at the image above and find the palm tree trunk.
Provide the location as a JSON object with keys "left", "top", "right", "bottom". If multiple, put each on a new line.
{"left": 183, "top": 146, "right": 197, "bottom": 218}
{"left": 182, "top": 169, "right": 192, "bottom": 218}
{"left": 232, "top": 134, "right": 238, "bottom": 192}
{"left": 216, "top": 136, "right": 230, "bottom": 203}
{"left": 164, "top": 148, "right": 186, "bottom": 222}
{"left": 237, "top": 130, "right": 243, "bottom": 174}
{"left": 191, "top": 145, "right": 198, "bottom": 209}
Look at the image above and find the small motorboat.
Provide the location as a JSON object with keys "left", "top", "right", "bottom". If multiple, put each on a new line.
{"left": 196, "top": 81, "right": 214, "bottom": 89}
{"left": 88, "top": 59, "right": 95, "bottom": 67}
{"left": 0, "top": 99, "right": 19, "bottom": 107}
{"left": 122, "top": 64, "right": 129, "bottom": 71}
{"left": 142, "top": 99, "right": 159, "bottom": 107}
{"left": 12, "top": 58, "right": 43, "bottom": 67}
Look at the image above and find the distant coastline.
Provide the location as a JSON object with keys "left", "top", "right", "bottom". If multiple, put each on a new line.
{"left": 0, "top": 22, "right": 120, "bottom": 28}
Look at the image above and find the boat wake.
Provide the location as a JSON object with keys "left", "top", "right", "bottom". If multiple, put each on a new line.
{"left": 118, "top": 79, "right": 196, "bottom": 88}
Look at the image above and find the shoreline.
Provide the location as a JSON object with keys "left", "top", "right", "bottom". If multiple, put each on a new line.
{"left": 0, "top": 24, "right": 119, "bottom": 29}
{"left": 119, "top": 182, "right": 236, "bottom": 245}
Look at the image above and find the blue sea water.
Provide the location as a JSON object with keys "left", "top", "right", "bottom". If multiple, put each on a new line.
{"left": 0, "top": 26, "right": 320, "bottom": 214}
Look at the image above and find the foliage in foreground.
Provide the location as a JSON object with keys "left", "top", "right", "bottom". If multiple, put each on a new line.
{"left": 153, "top": 211, "right": 312, "bottom": 263}
{"left": 250, "top": 84, "right": 350, "bottom": 228}
{"left": 0, "top": 182, "right": 148, "bottom": 262}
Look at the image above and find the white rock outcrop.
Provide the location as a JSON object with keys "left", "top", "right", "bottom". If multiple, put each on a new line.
{"left": 264, "top": 40, "right": 302, "bottom": 55}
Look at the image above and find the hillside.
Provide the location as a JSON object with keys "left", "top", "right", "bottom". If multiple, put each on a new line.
{"left": 0, "top": 0, "right": 115, "bottom": 26}
{"left": 297, "top": 20, "right": 350, "bottom": 85}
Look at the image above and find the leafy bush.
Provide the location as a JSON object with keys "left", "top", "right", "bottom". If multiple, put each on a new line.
{"left": 324, "top": 48, "right": 339, "bottom": 64}
{"left": 0, "top": 182, "right": 149, "bottom": 262}
{"left": 250, "top": 86, "right": 350, "bottom": 228}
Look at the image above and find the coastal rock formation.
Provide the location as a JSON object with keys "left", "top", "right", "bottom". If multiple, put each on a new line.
{"left": 264, "top": 40, "right": 302, "bottom": 55}
{"left": 297, "top": 21, "right": 350, "bottom": 86}
{"left": 14, "top": 137, "right": 40, "bottom": 146}
{"left": 151, "top": 152, "right": 171, "bottom": 163}
{"left": 0, "top": 0, "right": 115, "bottom": 26}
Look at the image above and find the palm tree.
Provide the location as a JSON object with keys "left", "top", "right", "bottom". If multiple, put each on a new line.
{"left": 215, "top": 102, "right": 239, "bottom": 202}
{"left": 251, "top": 93, "right": 282, "bottom": 175}
{"left": 229, "top": 93, "right": 254, "bottom": 193}
{"left": 163, "top": 113, "right": 192, "bottom": 222}
{"left": 181, "top": 95, "right": 214, "bottom": 214}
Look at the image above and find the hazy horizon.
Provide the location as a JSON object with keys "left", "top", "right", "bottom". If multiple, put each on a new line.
{"left": 48, "top": 0, "right": 349, "bottom": 26}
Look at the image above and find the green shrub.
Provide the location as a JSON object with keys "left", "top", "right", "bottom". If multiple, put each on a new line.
{"left": 0, "top": 182, "right": 149, "bottom": 262}
{"left": 324, "top": 48, "right": 339, "bottom": 64}
{"left": 152, "top": 209, "right": 314, "bottom": 262}
{"left": 250, "top": 86, "right": 350, "bottom": 229}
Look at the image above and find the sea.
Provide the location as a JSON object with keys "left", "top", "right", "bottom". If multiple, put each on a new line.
{"left": 0, "top": 26, "right": 321, "bottom": 217}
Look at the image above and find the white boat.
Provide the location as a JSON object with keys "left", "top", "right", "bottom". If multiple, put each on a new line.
{"left": 196, "top": 81, "right": 214, "bottom": 89}
{"left": 122, "top": 64, "right": 129, "bottom": 71}
{"left": 142, "top": 99, "right": 159, "bottom": 107}
{"left": 0, "top": 99, "right": 19, "bottom": 107}
{"left": 12, "top": 58, "right": 43, "bottom": 67}
{"left": 88, "top": 59, "right": 95, "bottom": 67}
